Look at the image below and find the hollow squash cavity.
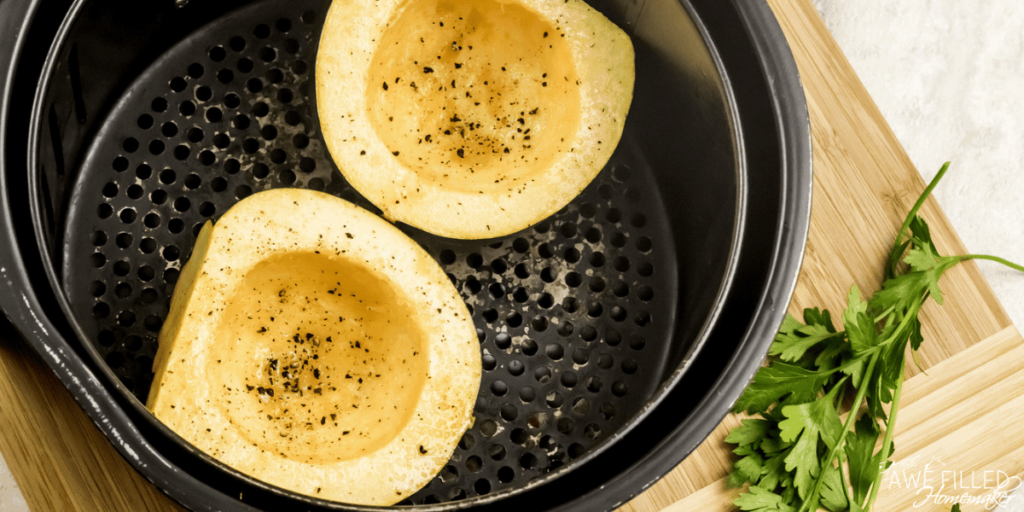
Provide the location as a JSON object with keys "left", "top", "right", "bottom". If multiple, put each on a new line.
{"left": 317, "top": 0, "right": 634, "bottom": 239}
{"left": 147, "top": 189, "right": 480, "bottom": 505}
{"left": 209, "top": 252, "right": 428, "bottom": 465}
{"left": 366, "top": 0, "right": 581, "bottom": 193}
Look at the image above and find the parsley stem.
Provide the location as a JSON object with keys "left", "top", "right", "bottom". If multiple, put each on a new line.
{"left": 796, "top": 353, "right": 879, "bottom": 512}
{"left": 955, "top": 254, "right": 1024, "bottom": 274}
{"left": 863, "top": 359, "right": 907, "bottom": 511}
{"left": 886, "top": 162, "right": 950, "bottom": 276}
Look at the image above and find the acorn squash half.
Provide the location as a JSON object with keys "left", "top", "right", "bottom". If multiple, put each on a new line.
{"left": 316, "top": 0, "right": 634, "bottom": 239}
{"left": 147, "top": 188, "right": 480, "bottom": 506}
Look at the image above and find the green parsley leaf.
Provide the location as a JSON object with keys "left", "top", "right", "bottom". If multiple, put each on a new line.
{"left": 734, "top": 486, "right": 797, "bottom": 512}
{"left": 732, "top": 363, "right": 829, "bottom": 415}
{"left": 726, "top": 419, "right": 774, "bottom": 447}
{"left": 778, "top": 393, "right": 843, "bottom": 499}
{"left": 845, "top": 415, "right": 881, "bottom": 504}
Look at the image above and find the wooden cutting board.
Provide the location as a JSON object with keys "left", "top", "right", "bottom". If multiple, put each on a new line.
{"left": 0, "top": 0, "right": 1019, "bottom": 511}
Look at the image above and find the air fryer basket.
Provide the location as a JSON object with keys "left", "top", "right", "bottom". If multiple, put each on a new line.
{"left": 0, "top": 0, "right": 810, "bottom": 510}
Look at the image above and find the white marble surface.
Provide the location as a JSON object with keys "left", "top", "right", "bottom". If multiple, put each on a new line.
{"left": 0, "top": 1, "right": 1020, "bottom": 511}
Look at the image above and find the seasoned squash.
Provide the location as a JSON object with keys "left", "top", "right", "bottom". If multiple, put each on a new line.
{"left": 147, "top": 189, "right": 480, "bottom": 506}
{"left": 316, "top": 0, "right": 634, "bottom": 239}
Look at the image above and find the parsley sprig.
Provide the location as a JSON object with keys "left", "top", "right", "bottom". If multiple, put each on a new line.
{"left": 727, "top": 163, "right": 1024, "bottom": 512}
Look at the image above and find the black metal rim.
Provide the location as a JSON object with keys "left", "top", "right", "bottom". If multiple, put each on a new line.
{"left": 0, "top": 0, "right": 812, "bottom": 510}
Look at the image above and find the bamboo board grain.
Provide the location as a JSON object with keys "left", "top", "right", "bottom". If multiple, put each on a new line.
{"left": 0, "top": 0, "right": 1017, "bottom": 511}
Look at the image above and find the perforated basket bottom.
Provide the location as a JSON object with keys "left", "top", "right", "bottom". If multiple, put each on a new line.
{"left": 60, "top": 0, "right": 679, "bottom": 505}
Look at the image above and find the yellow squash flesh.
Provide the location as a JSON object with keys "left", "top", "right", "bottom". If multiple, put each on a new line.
{"left": 316, "top": 0, "right": 634, "bottom": 239}
{"left": 147, "top": 189, "right": 480, "bottom": 506}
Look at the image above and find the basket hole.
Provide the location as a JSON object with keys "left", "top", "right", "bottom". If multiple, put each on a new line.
{"left": 635, "top": 311, "right": 652, "bottom": 327}
{"left": 292, "top": 133, "right": 309, "bottom": 149}
{"left": 533, "top": 366, "right": 551, "bottom": 383}
{"left": 114, "top": 283, "right": 132, "bottom": 299}
{"left": 518, "top": 386, "right": 536, "bottom": 402}
{"left": 459, "top": 432, "right": 475, "bottom": 450}
{"left": 122, "top": 137, "right": 139, "bottom": 153}
{"left": 233, "top": 114, "right": 250, "bottom": 130}
{"left": 622, "top": 359, "right": 638, "bottom": 375}
{"left": 531, "top": 316, "right": 548, "bottom": 332}
{"left": 252, "top": 163, "right": 270, "bottom": 179}
{"left": 612, "top": 281, "right": 629, "bottom": 297}
{"left": 284, "top": 39, "right": 300, "bottom": 54}
{"left": 115, "top": 233, "right": 132, "bottom": 249}
{"left": 512, "top": 237, "right": 529, "bottom": 253}
{"left": 497, "top": 466, "right": 515, "bottom": 484}
{"left": 586, "top": 376, "right": 603, "bottom": 393}
{"left": 572, "top": 397, "right": 591, "bottom": 416}
{"left": 119, "top": 208, "right": 137, "bottom": 224}
{"left": 173, "top": 197, "right": 190, "bottom": 212}
{"left": 138, "top": 265, "right": 155, "bottom": 282}
{"left": 208, "top": 46, "right": 226, "bottom": 61}
{"left": 572, "top": 349, "right": 589, "bottom": 365}
{"left": 253, "top": 24, "right": 270, "bottom": 39}
{"left": 164, "top": 268, "right": 180, "bottom": 284}
{"left": 90, "top": 281, "right": 106, "bottom": 296}
{"left": 638, "top": 262, "right": 654, "bottom": 277}
{"left": 229, "top": 36, "right": 246, "bottom": 52}
{"left": 173, "top": 145, "right": 190, "bottom": 161}
{"left": 482, "top": 309, "right": 498, "bottom": 324}
{"left": 584, "top": 423, "right": 601, "bottom": 439}
{"left": 137, "top": 114, "right": 153, "bottom": 129}
{"left": 568, "top": 443, "right": 586, "bottom": 460}
{"left": 93, "top": 302, "right": 110, "bottom": 318}
{"left": 97, "top": 204, "right": 113, "bottom": 219}
{"left": 199, "top": 202, "right": 216, "bottom": 217}
{"left": 612, "top": 380, "right": 629, "bottom": 397}
{"left": 259, "top": 46, "right": 277, "bottom": 62}
{"left": 489, "top": 444, "right": 507, "bottom": 462}
{"left": 563, "top": 247, "right": 580, "bottom": 263}
{"left": 562, "top": 297, "right": 580, "bottom": 313}
{"left": 466, "top": 253, "right": 483, "bottom": 268}
{"left": 163, "top": 246, "right": 180, "bottom": 261}
{"left": 500, "top": 404, "right": 518, "bottom": 421}
{"left": 438, "top": 465, "right": 458, "bottom": 483}
{"left": 242, "top": 138, "right": 259, "bottom": 154}
{"left": 205, "top": 107, "right": 222, "bottom": 123}
{"left": 481, "top": 353, "right": 496, "bottom": 371}
{"left": 270, "top": 149, "right": 287, "bottom": 164}
{"left": 520, "top": 338, "right": 537, "bottom": 356}
{"left": 564, "top": 272, "right": 581, "bottom": 288}
{"left": 598, "top": 353, "right": 614, "bottom": 369}
{"left": 168, "top": 218, "right": 184, "bottom": 234}
{"left": 102, "top": 183, "right": 118, "bottom": 198}
{"left": 236, "top": 57, "right": 253, "bottom": 74}
{"left": 140, "top": 238, "right": 157, "bottom": 253}
{"left": 636, "top": 236, "right": 653, "bottom": 253}
{"left": 179, "top": 100, "right": 196, "bottom": 117}
{"left": 112, "top": 157, "right": 129, "bottom": 173}
{"left": 495, "top": 333, "right": 511, "bottom": 350}
{"left": 148, "top": 139, "right": 165, "bottom": 155}
{"left": 588, "top": 277, "right": 605, "bottom": 293}
{"left": 537, "top": 243, "right": 553, "bottom": 259}
{"left": 117, "top": 310, "right": 136, "bottom": 327}
{"left": 260, "top": 124, "right": 277, "bottom": 141}
{"left": 586, "top": 302, "right": 603, "bottom": 318}
{"left": 187, "top": 62, "right": 204, "bottom": 79}
{"left": 488, "top": 283, "right": 504, "bottom": 299}
{"left": 127, "top": 185, "right": 144, "bottom": 200}
{"left": 284, "top": 110, "right": 302, "bottom": 125}
{"left": 463, "top": 277, "right": 481, "bottom": 294}
{"left": 151, "top": 97, "right": 167, "bottom": 112}
{"left": 598, "top": 183, "right": 614, "bottom": 199}
{"left": 579, "top": 325, "right": 598, "bottom": 342}
{"left": 466, "top": 455, "right": 482, "bottom": 473}
{"left": 560, "top": 371, "right": 578, "bottom": 388}
{"left": 490, "top": 258, "right": 507, "bottom": 274}
{"left": 224, "top": 93, "right": 240, "bottom": 109}
{"left": 584, "top": 227, "right": 601, "bottom": 243}
{"left": 140, "top": 288, "right": 158, "bottom": 304}
{"left": 490, "top": 380, "right": 508, "bottom": 397}
{"left": 545, "top": 392, "right": 563, "bottom": 409}
{"left": 170, "top": 76, "right": 187, "bottom": 92}
{"left": 546, "top": 344, "right": 564, "bottom": 360}
{"left": 512, "top": 287, "right": 528, "bottom": 303}
{"left": 479, "top": 419, "right": 498, "bottom": 437}
{"left": 474, "top": 479, "right": 491, "bottom": 495}
{"left": 301, "top": 9, "right": 317, "bottom": 23}
{"left": 276, "top": 17, "right": 292, "bottom": 32}
{"left": 519, "top": 453, "right": 538, "bottom": 470}
{"left": 277, "top": 88, "right": 293, "bottom": 104}
{"left": 211, "top": 177, "right": 227, "bottom": 192}
{"left": 539, "top": 267, "right": 555, "bottom": 283}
